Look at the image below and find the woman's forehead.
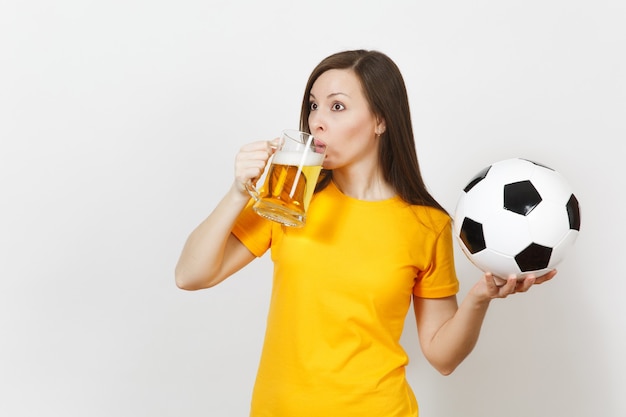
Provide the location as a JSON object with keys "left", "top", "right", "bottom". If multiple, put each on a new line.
{"left": 310, "top": 69, "right": 363, "bottom": 98}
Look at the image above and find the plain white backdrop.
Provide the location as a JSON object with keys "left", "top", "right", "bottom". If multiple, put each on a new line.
{"left": 1, "top": 1, "right": 625, "bottom": 416}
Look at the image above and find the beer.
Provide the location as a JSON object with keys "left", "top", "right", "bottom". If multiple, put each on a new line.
{"left": 254, "top": 150, "right": 324, "bottom": 226}
{"left": 246, "top": 129, "right": 327, "bottom": 227}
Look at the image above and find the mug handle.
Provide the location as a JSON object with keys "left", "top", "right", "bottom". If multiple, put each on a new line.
{"left": 245, "top": 180, "right": 261, "bottom": 201}
{"left": 244, "top": 137, "right": 283, "bottom": 201}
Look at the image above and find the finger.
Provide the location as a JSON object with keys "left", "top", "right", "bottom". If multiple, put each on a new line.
{"left": 483, "top": 272, "right": 500, "bottom": 290}
{"left": 239, "top": 166, "right": 264, "bottom": 181}
{"left": 236, "top": 152, "right": 272, "bottom": 171}
{"left": 517, "top": 275, "right": 537, "bottom": 293}
{"left": 501, "top": 276, "right": 518, "bottom": 295}
{"left": 534, "top": 269, "right": 558, "bottom": 285}
{"left": 234, "top": 156, "right": 267, "bottom": 187}
{"left": 235, "top": 154, "right": 268, "bottom": 171}
{"left": 268, "top": 136, "right": 283, "bottom": 151}
{"left": 492, "top": 274, "right": 507, "bottom": 288}
{"left": 240, "top": 139, "right": 278, "bottom": 153}
{"left": 237, "top": 140, "right": 281, "bottom": 170}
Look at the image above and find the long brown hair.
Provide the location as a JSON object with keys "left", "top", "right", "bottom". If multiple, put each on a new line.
{"left": 300, "top": 50, "right": 447, "bottom": 213}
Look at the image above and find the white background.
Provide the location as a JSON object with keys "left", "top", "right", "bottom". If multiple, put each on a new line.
{"left": 1, "top": 1, "right": 624, "bottom": 416}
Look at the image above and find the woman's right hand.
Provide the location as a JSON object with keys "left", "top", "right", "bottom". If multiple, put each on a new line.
{"left": 234, "top": 138, "right": 281, "bottom": 194}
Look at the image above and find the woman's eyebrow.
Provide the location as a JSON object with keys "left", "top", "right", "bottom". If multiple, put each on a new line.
{"left": 309, "top": 92, "right": 351, "bottom": 99}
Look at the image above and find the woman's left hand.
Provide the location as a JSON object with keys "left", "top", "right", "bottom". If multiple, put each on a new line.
{"left": 470, "top": 270, "right": 558, "bottom": 301}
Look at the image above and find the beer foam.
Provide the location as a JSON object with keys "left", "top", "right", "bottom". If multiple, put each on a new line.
{"left": 272, "top": 150, "right": 324, "bottom": 166}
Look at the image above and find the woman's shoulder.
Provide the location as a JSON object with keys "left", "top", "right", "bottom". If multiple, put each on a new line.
{"left": 404, "top": 203, "right": 452, "bottom": 233}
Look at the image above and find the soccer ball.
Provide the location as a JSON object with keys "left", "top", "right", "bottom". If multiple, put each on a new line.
{"left": 453, "top": 158, "right": 581, "bottom": 279}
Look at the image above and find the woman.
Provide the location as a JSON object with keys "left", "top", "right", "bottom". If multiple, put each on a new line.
{"left": 175, "top": 50, "right": 556, "bottom": 416}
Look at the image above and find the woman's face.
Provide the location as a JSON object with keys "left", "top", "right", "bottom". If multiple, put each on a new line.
{"left": 308, "top": 69, "right": 384, "bottom": 171}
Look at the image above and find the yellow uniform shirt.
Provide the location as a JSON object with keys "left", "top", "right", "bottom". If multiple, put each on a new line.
{"left": 233, "top": 181, "right": 459, "bottom": 417}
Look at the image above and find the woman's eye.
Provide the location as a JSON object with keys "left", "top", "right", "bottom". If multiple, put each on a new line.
{"left": 332, "top": 103, "right": 345, "bottom": 111}
{"left": 309, "top": 102, "right": 318, "bottom": 111}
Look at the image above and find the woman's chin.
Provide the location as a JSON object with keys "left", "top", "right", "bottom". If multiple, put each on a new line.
{"left": 322, "top": 156, "right": 340, "bottom": 170}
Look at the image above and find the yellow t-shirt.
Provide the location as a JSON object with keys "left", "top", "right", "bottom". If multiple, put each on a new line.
{"left": 233, "top": 181, "right": 459, "bottom": 417}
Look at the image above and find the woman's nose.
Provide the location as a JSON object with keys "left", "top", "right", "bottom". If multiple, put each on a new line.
{"left": 309, "top": 112, "right": 325, "bottom": 133}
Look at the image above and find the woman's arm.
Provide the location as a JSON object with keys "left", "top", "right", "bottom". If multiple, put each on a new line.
{"left": 413, "top": 271, "right": 557, "bottom": 375}
{"left": 174, "top": 185, "right": 254, "bottom": 290}
{"left": 174, "top": 139, "right": 278, "bottom": 290}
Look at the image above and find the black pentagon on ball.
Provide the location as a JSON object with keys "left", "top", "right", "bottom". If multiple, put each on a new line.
{"left": 459, "top": 217, "right": 486, "bottom": 254}
{"left": 515, "top": 243, "right": 553, "bottom": 272}
{"left": 566, "top": 194, "right": 581, "bottom": 231}
{"left": 463, "top": 165, "right": 491, "bottom": 193}
{"left": 504, "top": 180, "right": 542, "bottom": 216}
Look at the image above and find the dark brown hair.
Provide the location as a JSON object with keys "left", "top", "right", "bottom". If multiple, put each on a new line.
{"left": 300, "top": 49, "right": 447, "bottom": 213}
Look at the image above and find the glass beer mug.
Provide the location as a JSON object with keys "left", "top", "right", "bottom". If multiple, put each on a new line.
{"left": 245, "top": 130, "right": 327, "bottom": 227}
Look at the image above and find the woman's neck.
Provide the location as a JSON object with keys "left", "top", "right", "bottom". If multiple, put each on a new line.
{"left": 332, "top": 165, "right": 395, "bottom": 201}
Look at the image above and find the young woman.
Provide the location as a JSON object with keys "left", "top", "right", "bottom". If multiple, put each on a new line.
{"left": 175, "top": 50, "right": 556, "bottom": 417}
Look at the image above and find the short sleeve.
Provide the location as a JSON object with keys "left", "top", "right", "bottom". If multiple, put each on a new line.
{"left": 232, "top": 200, "right": 273, "bottom": 258}
{"left": 412, "top": 218, "right": 460, "bottom": 298}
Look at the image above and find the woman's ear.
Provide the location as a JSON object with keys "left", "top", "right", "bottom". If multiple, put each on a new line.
{"left": 375, "top": 117, "right": 386, "bottom": 136}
